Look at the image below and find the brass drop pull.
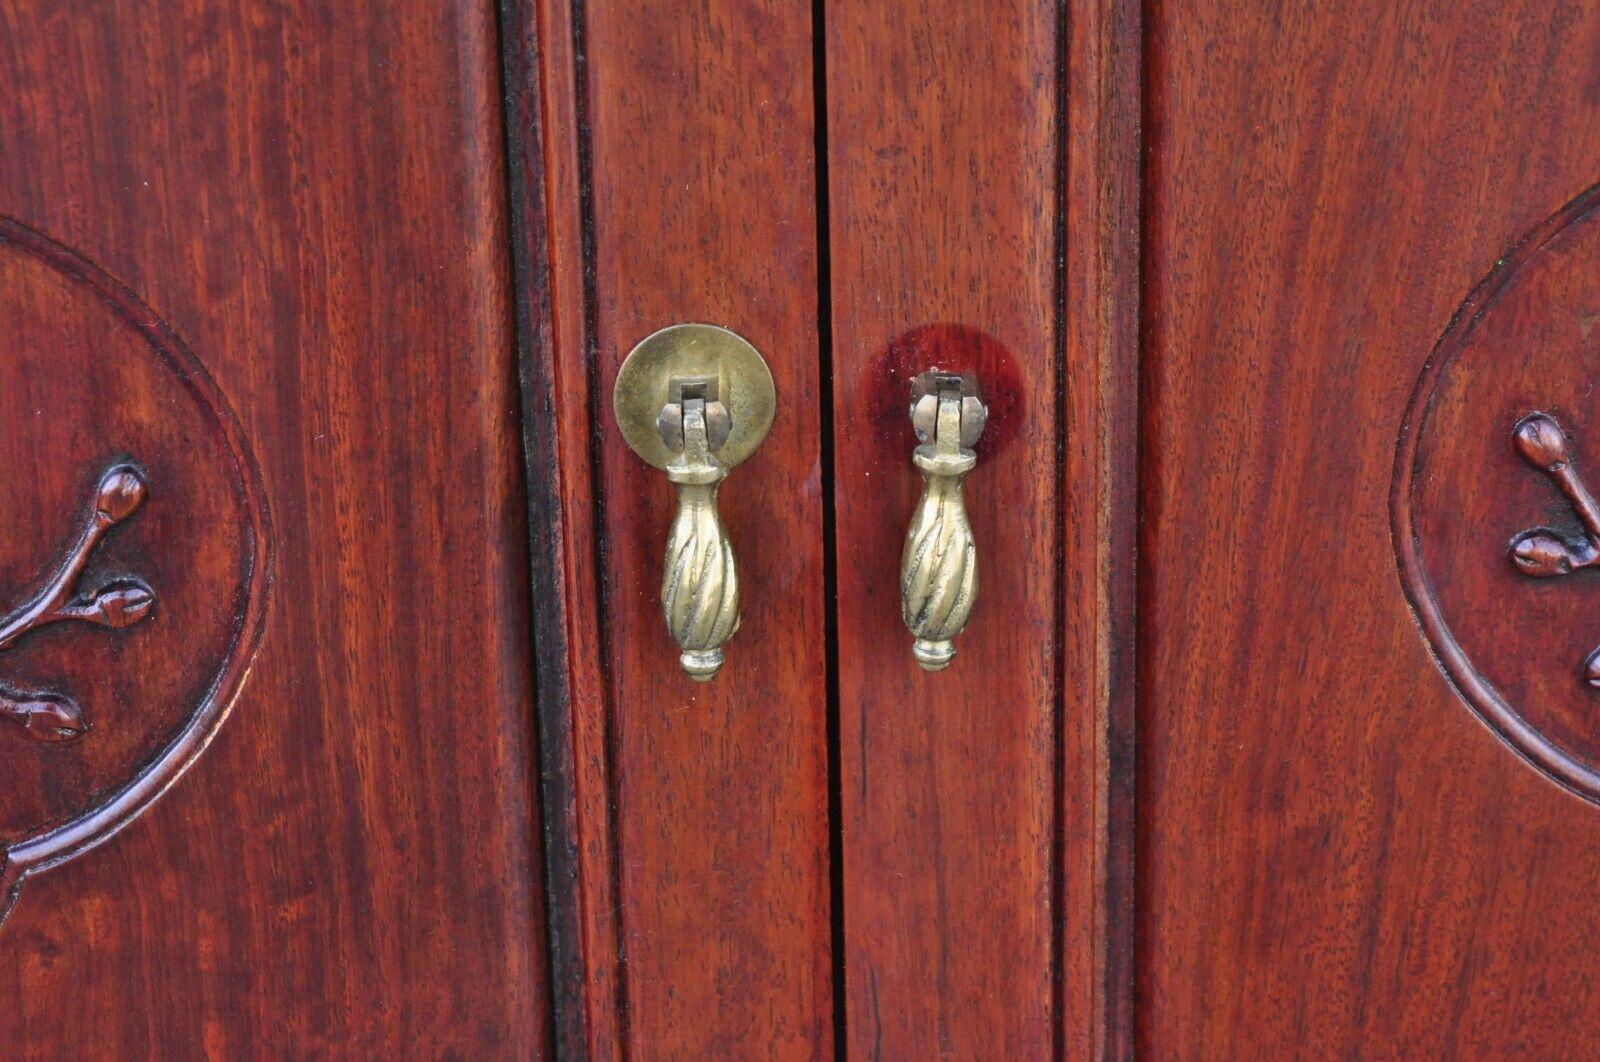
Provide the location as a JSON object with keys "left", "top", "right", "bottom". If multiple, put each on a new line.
{"left": 901, "top": 371, "right": 988, "bottom": 671}
{"left": 613, "top": 324, "right": 775, "bottom": 680}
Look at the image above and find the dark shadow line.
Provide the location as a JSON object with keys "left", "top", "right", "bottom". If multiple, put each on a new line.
{"left": 1050, "top": 0, "right": 1070, "bottom": 1055}
{"left": 811, "top": 1, "right": 849, "bottom": 1056}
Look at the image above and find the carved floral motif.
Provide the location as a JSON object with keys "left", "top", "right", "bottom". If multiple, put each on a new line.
{"left": 1509, "top": 413, "right": 1600, "bottom": 686}
{"left": 0, "top": 464, "right": 155, "bottom": 741}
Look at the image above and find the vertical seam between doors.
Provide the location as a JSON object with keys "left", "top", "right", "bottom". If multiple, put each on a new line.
{"left": 811, "top": 0, "right": 848, "bottom": 1055}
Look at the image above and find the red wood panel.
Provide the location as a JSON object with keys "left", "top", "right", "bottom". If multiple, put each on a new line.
{"left": 0, "top": 0, "right": 547, "bottom": 1055}
{"left": 503, "top": 0, "right": 621, "bottom": 1055}
{"left": 1141, "top": 2, "right": 1600, "bottom": 1055}
{"left": 825, "top": 3, "right": 1062, "bottom": 1055}
{"left": 1061, "top": 0, "right": 1143, "bottom": 1056}
{"left": 518, "top": 0, "right": 834, "bottom": 1054}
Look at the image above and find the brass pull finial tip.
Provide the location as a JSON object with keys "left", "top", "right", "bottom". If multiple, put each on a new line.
{"left": 913, "top": 638, "right": 956, "bottom": 672}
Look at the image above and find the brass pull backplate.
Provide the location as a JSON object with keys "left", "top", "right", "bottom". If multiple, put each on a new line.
{"left": 612, "top": 323, "right": 775, "bottom": 680}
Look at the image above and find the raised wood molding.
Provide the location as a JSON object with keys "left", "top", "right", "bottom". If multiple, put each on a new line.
{"left": 1061, "top": 0, "right": 1143, "bottom": 1056}
{"left": 500, "top": 0, "right": 619, "bottom": 1054}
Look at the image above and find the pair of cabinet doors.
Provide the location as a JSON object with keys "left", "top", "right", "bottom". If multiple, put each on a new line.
{"left": 4, "top": 0, "right": 1600, "bottom": 1057}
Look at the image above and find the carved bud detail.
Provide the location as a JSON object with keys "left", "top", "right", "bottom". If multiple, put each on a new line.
{"left": 0, "top": 692, "right": 88, "bottom": 743}
{"left": 1513, "top": 413, "right": 1570, "bottom": 471}
{"left": 1510, "top": 531, "right": 1580, "bottom": 577}
{"left": 94, "top": 466, "right": 148, "bottom": 523}
{"left": 0, "top": 462, "right": 157, "bottom": 741}
{"left": 83, "top": 580, "right": 157, "bottom": 628}
{"left": 1508, "top": 413, "right": 1600, "bottom": 687}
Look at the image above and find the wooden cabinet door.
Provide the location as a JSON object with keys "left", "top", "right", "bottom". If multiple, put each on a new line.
{"left": 825, "top": 3, "right": 1069, "bottom": 1056}
{"left": 821, "top": 0, "right": 1138, "bottom": 1056}
{"left": 818, "top": 1, "right": 1600, "bottom": 1054}
{"left": 519, "top": 0, "right": 1128, "bottom": 1057}
{"left": 1139, "top": 2, "right": 1600, "bottom": 1055}
{"left": 15, "top": 0, "right": 1581, "bottom": 1056}
{"left": 505, "top": 0, "right": 834, "bottom": 1057}
{"left": 0, "top": 1, "right": 549, "bottom": 1054}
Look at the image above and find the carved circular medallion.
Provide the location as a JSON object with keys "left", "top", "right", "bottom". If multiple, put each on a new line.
{"left": 0, "top": 218, "right": 269, "bottom": 919}
{"left": 1396, "top": 185, "right": 1600, "bottom": 800}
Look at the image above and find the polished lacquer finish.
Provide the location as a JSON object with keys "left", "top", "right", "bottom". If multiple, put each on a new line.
{"left": 1144, "top": 1, "right": 1600, "bottom": 1055}
{"left": 0, "top": 1, "right": 549, "bottom": 1054}
{"left": 13, "top": 0, "right": 1600, "bottom": 1055}
{"left": 505, "top": 0, "right": 832, "bottom": 1055}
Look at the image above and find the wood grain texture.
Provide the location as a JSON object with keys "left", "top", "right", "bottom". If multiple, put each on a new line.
{"left": 824, "top": 3, "right": 1061, "bottom": 1055}
{"left": 1399, "top": 189, "right": 1600, "bottom": 801}
{"left": 0, "top": 220, "right": 268, "bottom": 924}
{"left": 513, "top": 0, "right": 834, "bottom": 1055}
{"left": 1141, "top": 2, "right": 1600, "bottom": 1055}
{"left": 0, "top": 1, "right": 549, "bottom": 1055}
{"left": 502, "top": 0, "right": 621, "bottom": 1055}
{"left": 1060, "top": 0, "right": 1142, "bottom": 1057}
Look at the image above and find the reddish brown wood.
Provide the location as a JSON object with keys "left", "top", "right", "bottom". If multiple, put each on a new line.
{"left": 1141, "top": 2, "right": 1600, "bottom": 1055}
{"left": 513, "top": 0, "right": 834, "bottom": 1055}
{"left": 0, "top": 1, "right": 549, "bottom": 1054}
{"left": 825, "top": 2, "right": 1062, "bottom": 1055}
{"left": 502, "top": 0, "right": 622, "bottom": 1055}
{"left": 1400, "top": 190, "right": 1600, "bottom": 800}
{"left": 1061, "top": 0, "right": 1142, "bottom": 1057}
{"left": 0, "top": 463, "right": 157, "bottom": 745}
{"left": 0, "top": 219, "right": 273, "bottom": 936}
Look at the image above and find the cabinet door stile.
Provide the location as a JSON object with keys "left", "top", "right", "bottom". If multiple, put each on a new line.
{"left": 824, "top": 2, "right": 1065, "bottom": 1055}
{"left": 1061, "top": 0, "right": 1144, "bottom": 1057}
{"left": 501, "top": 0, "right": 622, "bottom": 1055}
{"left": 507, "top": 0, "right": 835, "bottom": 1055}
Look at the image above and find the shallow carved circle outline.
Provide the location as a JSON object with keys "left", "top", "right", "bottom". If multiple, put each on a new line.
{"left": 1394, "top": 184, "right": 1600, "bottom": 802}
{"left": 0, "top": 216, "right": 271, "bottom": 920}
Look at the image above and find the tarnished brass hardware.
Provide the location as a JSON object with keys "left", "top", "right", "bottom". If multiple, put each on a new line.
{"left": 901, "top": 370, "right": 988, "bottom": 671}
{"left": 613, "top": 324, "right": 775, "bottom": 680}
